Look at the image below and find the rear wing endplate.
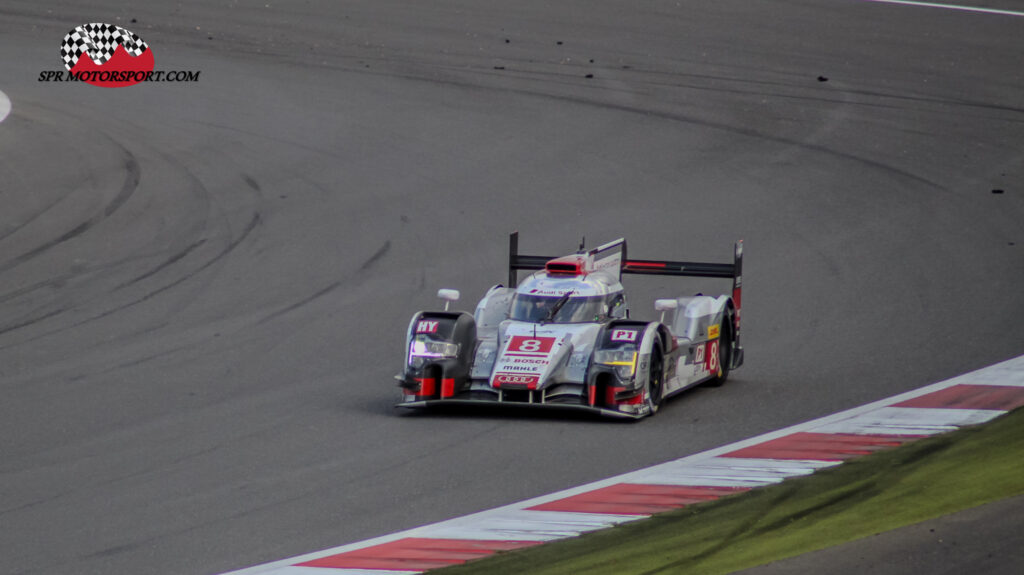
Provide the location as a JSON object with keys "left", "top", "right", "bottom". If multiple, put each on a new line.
{"left": 507, "top": 232, "right": 553, "bottom": 287}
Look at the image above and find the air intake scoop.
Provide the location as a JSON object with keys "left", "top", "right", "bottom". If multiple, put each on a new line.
{"left": 545, "top": 255, "right": 588, "bottom": 276}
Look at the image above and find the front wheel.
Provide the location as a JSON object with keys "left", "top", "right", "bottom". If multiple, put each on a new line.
{"left": 645, "top": 343, "right": 664, "bottom": 414}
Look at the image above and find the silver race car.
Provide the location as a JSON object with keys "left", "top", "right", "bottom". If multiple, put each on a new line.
{"left": 395, "top": 233, "right": 744, "bottom": 419}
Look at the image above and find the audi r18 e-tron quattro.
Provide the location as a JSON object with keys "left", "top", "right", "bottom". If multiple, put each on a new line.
{"left": 395, "top": 233, "right": 744, "bottom": 419}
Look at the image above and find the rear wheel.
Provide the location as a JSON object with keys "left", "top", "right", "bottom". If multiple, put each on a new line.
{"left": 645, "top": 343, "right": 664, "bottom": 414}
{"left": 705, "top": 314, "right": 733, "bottom": 387}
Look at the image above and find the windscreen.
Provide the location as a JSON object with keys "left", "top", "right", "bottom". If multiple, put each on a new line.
{"left": 509, "top": 294, "right": 606, "bottom": 324}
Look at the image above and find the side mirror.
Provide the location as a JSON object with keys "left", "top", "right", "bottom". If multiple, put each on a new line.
{"left": 654, "top": 298, "right": 678, "bottom": 323}
{"left": 654, "top": 299, "right": 678, "bottom": 311}
{"left": 437, "top": 289, "right": 460, "bottom": 311}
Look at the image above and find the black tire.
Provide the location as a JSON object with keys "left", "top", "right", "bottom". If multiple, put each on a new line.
{"left": 645, "top": 343, "right": 664, "bottom": 414}
{"left": 704, "top": 314, "right": 733, "bottom": 387}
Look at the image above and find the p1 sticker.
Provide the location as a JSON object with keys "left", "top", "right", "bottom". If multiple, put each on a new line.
{"left": 611, "top": 329, "right": 637, "bottom": 342}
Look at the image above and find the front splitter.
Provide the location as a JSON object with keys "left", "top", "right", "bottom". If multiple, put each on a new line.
{"left": 395, "top": 398, "right": 644, "bottom": 420}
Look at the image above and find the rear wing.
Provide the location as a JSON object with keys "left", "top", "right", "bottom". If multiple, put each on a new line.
{"left": 507, "top": 231, "right": 743, "bottom": 337}
{"left": 508, "top": 231, "right": 742, "bottom": 289}
{"left": 624, "top": 241, "right": 744, "bottom": 347}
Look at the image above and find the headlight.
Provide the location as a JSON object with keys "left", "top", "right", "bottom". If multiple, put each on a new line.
{"left": 594, "top": 349, "right": 637, "bottom": 379}
{"left": 409, "top": 338, "right": 460, "bottom": 361}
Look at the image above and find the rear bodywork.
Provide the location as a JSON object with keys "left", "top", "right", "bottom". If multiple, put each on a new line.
{"left": 396, "top": 233, "right": 744, "bottom": 419}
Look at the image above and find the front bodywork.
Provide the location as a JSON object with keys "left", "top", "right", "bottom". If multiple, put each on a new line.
{"left": 397, "top": 296, "right": 736, "bottom": 419}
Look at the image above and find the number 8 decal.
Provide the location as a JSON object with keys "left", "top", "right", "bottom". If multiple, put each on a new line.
{"left": 507, "top": 336, "right": 555, "bottom": 354}
{"left": 706, "top": 340, "right": 719, "bottom": 374}
{"left": 519, "top": 339, "right": 542, "bottom": 352}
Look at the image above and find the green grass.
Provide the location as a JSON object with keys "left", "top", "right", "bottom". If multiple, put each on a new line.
{"left": 437, "top": 407, "right": 1024, "bottom": 575}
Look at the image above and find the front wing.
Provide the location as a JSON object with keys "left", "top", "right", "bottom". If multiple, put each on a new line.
{"left": 394, "top": 375, "right": 650, "bottom": 419}
{"left": 395, "top": 397, "right": 643, "bottom": 420}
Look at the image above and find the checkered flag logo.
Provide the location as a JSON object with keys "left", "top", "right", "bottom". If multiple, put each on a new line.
{"left": 61, "top": 23, "right": 149, "bottom": 71}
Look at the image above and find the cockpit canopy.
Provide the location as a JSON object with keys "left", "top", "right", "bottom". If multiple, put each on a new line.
{"left": 510, "top": 293, "right": 610, "bottom": 324}
{"left": 510, "top": 269, "right": 627, "bottom": 324}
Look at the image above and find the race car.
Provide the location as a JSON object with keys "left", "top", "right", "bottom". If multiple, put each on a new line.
{"left": 395, "top": 232, "right": 744, "bottom": 419}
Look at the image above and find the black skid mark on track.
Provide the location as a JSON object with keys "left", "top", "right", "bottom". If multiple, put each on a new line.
{"left": 103, "top": 152, "right": 270, "bottom": 304}
{"left": 0, "top": 143, "right": 142, "bottom": 337}
{"left": 63, "top": 150, "right": 267, "bottom": 336}
{"left": 257, "top": 280, "right": 343, "bottom": 325}
{"left": 90, "top": 213, "right": 262, "bottom": 319}
{"left": 104, "top": 150, "right": 140, "bottom": 217}
{"left": 256, "top": 240, "right": 392, "bottom": 325}
{"left": 0, "top": 274, "right": 72, "bottom": 305}
{"left": 0, "top": 150, "right": 140, "bottom": 275}
{"left": 0, "top": 194, "right": 70, "bottom": 244}
{"left": 105, "top": 145, "right": 222, "bottom": 294}
{"left": 112, "top": 238, "right": 208, "bottom": 291}
{"left": 359, "top": 240, "right": 391, "bottom": 271}
{"left": 242, "top": 174, "right": 261, "bottom": 192}
{"left": 0, "top": 308, "right": 65, "bottom": 337}
{"left": 0, "top": 213, "right": 261, "bottom": 349}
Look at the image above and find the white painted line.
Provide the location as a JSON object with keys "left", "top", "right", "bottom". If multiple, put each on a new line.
{"left": 863, "top": 0, "right": 1024, "bottom": 17}
{"left": 271, "top": 568, "right": 418, "bottom": 575}
{"left": 421, "top": 509, "right": 644, "bottom": 542}
{"left": 220, "top": 353, "right": 1024, "bottom": 575}
{"left": 243, "top": 565, "right": 420, "bottom": 575}
{"left": 812, "top": 406, "right": 1004, "bottom": 436}
{"left": 966, "top": 363, "right": 1024, "bottom": 386}
{"left": 0, "top": 90, "right": 11, "bottom": 124}
{"left": 629, "top": 457, "right": 839, "bottom": 487}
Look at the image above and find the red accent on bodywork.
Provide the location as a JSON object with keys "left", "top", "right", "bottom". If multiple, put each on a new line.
{"left": 624, "top": 261, "right": 666, "bottom": 268}
{"left": 493, "top": 374, "right": 540, "bottom": 388}
{"left": 416, "top": 320, "right": 439, "bottom": 333}
{"left": 705, "top": 340, "right": 720, "bottom": 374}
{"left": 414, "top": 377, "right": 436, "bottom": 397}
{"left": 441, "top": 378, "right": 455, "bottom": 398}
{"left": 527, "top": 483, "right": 749, "bottom": 515}
{"left": 506, "top": 335, "right": 556, "bottom": 354}
{"left": 608, "top": 386, "right": 644, "bottom": 405}
{"left": 296, "top": 537, "right": 540, "bottom": 570}
{"left": 732, "top": 286, "right": 742, "bottom": 335}
{"left": 545, "top": 255, "right": 587, "bottom": 275}
{"left": 605, "top": 386, "right": 617, "bottom": 406}
{"left": 723, "top": 432, "right": 922, "bottom": 461}
{"left": 894, "top": 384, "right": 1024, "bottom": 411}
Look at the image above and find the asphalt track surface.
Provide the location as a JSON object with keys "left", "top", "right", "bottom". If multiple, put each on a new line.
{"left": 0, "top": 2, "right": 1021, "bottom": 574}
